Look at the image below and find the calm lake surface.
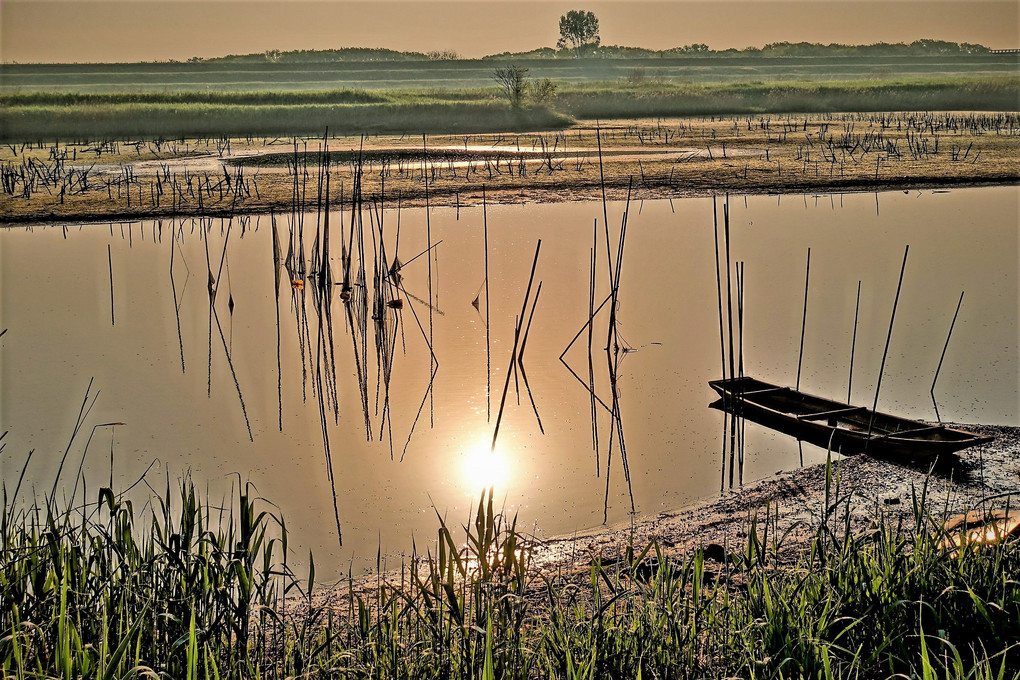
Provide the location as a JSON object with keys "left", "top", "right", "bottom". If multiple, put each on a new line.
{"left": 2, "top": 186, "right": 1016, "bottom": 576}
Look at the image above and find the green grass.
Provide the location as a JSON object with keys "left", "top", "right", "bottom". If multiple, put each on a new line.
{"left": 0, "top": 99, "right": 571, "bottom": 141}
{"left": 1, "top": 77, "right": 1015, "bottom": 142}
{"left": 2, "top": 53, "right": 1015, "bottom": 95}
{"left": 0, "top": 89, "right": 397, "bottom": 107}
{"left": 553, "top": 76, "right": 1020, "bottom": 118}
{"left": 3, "top": 457, "right": 1018, "bottom": 678}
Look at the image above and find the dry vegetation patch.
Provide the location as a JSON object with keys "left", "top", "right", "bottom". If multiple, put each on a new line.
{"left": 2, "top": 112, "right": 1017, "bottom": 225}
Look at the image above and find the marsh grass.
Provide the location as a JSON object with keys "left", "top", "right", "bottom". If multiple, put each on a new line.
{"left": 2, "top": 458, "right": 1017, "bottom": 678}
{"left": 2, "top": 76, "right": 1015, "bottom": 143}
{"left": 553, "top": 76, "right": 1020, "bottom": 119}
{"left": 0, "top": 98, "right": 570, "bottom": 141}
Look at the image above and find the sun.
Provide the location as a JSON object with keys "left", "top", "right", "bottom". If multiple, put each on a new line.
{"left": 461, "top": 441, "right": 510, "bottom": 491}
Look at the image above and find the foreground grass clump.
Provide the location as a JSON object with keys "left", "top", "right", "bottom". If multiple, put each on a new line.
{"left": 2, "top": 467, "right": 1018, "bottom": 678}
{"left": 1, "top": 479, "right": 285, "bottom": 678}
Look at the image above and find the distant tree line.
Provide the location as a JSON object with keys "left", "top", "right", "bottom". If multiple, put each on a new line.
{"left": 200, "top": 47, "right": 461, "bottom": 63}
{"left": 186, "top": 38, "right": 993, "bottom": 65}
{"left": 485, "top": 39, "right": 992, "bottom": 60}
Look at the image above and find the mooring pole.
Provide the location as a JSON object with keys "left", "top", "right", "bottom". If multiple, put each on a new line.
{"left": 848, "top": 280, "right": 861, "bottom": 404}
{"left": 796, "top": 247, "right": 811, "bottom": 391}
{"left": 108, "top": 244, "right": 115, "bottom": 326}
{"left": 931, "top": 290, "right": 965, "bottom": 423}
{"left": 713, "top": 197, "right": 727, "bottom": 383}
{"left": 867, "top": 245, "right": 909, "bottom": 443}
{"left": 724, "top": 196, "right": 736, "bottom": 389}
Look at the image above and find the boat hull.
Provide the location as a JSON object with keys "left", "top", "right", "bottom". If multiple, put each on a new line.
{"left": 709, "top": 377, "right": 993, "bottom": 461}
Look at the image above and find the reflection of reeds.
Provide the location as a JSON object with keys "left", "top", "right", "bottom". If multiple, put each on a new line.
{"left": 211, "top": 305, "right": 254, "bottom": 442}
{"left": 48, "top": 378, "right": 98, "bottom": 505}
{"left": 484, "top": 188, "right": 491, "bottom": 421}
{"left": 397, "top": 274, "right": 440, "bottom": 461}
{"left": 517, "top": 281, "right": 545, "bottom": 434}
{"left": 556, "top": 141, "right": 637, "bottom": 517}
{"left": 272, "top": 213, "right": 284, "bottom": 430}
{"left": 203, "top": 218, "right": 214, "bottom": 397}
{"left": 602, "top": 180, "right": 635, "bottom": 520}
{"left": 312, "top": 282, "right": 343, "bottom": 545}
{"left": 588, "top": 224, "right": 598, "bottom": 465}
{"left": 169, "top": 228, "right": 188, "bottom": 374}
{"left": 423, "top": 135, "right": 435, "bottom": 426}
{"left": 491, "top": 241, "right": 542, "bottom": 454}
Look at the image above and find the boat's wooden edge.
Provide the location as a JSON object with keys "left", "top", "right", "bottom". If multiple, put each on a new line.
{"left": 708, "top": 375, "right": 995, "bottom": 453}
{"left": 798, "top": 406, "right": 867, "bottom": 421}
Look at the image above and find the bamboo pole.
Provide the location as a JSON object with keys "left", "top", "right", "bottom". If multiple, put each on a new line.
{"left": 867, "top": 245, "right": 910, "bottom": 442}
{"left": 931, "top": 291, "right": 965, "bottom": 423}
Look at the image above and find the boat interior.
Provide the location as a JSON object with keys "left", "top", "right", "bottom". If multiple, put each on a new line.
{"left": 711, "top": 376, "right": 977, "bottom": 442}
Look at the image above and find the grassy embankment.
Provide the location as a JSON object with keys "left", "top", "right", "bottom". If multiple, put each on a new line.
{"left": 1, "top": 77, "right": 1017, "bottom": 140}
{"left": 2, "top": 464, "right": 1018, "bottom": 678}
{"left": 554, "top": 76, "right": 1020, "bottom": 118}
{"left": 0, "top": 89, "right": 571, "bottom": 140}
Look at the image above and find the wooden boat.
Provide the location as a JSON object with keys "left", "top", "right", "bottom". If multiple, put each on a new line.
{"left": 709, "top": 376, "right": 993, "bottom": 460}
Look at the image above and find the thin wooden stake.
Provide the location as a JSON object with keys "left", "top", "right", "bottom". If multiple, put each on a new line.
{"left": 848, "top": 280, "right": 861, "bottom": 403}
{"left": 931, "top": 291, "right": 965, "bottom": 423}
{"left": 867, "top": 245, "right": 909, "bottom": 442}
{"left": 713, "top": 197, "right": 727, "bottom": 383}
{"left": 107, "top": 244, "right": 115, "bottom": 326}
{"left": 796, "top": 247, "right": 811, "bottom": 391}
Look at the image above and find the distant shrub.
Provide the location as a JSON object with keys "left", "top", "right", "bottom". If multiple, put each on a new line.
{"left": 530, "top": 78, "right": 558, "bottom": 104}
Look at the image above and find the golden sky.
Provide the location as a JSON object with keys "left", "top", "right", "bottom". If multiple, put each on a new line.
{"left": 2, "top": 1, "right": 1017, "bottom": 63}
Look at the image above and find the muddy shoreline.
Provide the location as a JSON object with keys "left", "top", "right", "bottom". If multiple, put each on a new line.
{"left": 530, "top": 423, "right": 1020, "bottom": 580}
{"left": 304, "top": 423, "right": 1019, "bottom": 607}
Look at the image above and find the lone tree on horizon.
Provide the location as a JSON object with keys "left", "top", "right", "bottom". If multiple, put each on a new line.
{"left": 557, "top": 10, "right": 600, "bottom": 56}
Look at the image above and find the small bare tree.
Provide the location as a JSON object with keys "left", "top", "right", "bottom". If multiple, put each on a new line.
{"left": 492, "top": 64, "right": 529, "bottom": 108}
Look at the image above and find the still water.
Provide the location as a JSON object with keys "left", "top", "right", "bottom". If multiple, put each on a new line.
{"left": 1, "top": 187, "right": 1016, "bottom": 576}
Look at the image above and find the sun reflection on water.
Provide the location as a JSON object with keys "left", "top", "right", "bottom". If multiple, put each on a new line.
{"left": 461, "top": 441, "right": 511, "bottom": 492}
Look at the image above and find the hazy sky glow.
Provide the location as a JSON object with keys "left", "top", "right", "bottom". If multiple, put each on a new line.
{"left": 2, "top": 0, "right": 1017, "bottom": 63}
